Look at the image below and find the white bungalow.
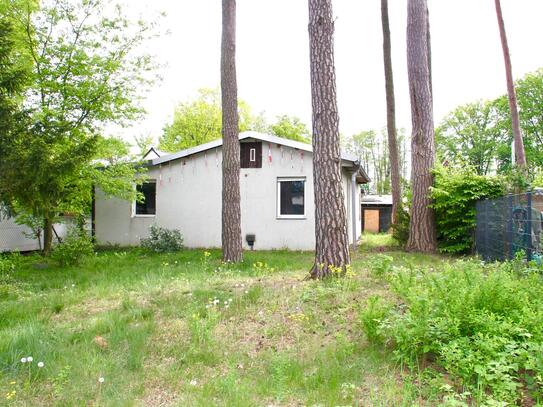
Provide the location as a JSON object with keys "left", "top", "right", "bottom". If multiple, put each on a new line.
{"left": 93, "top": 131, "right": 369, "bottom": 251}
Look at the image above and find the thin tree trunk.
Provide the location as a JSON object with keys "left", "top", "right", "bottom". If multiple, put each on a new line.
{"left": 381, "top": 0, "right": 402, "bottom": 223}
{"left": 405, "top": 0, "right": 437, "bottom": 253}
{"left": 494, "top": 0, "right": 526, "bottom": 168}
{"left": 43, "top": 216, "right": 53, "bottom": 255}
{"left": 221, "top": 0, "right": 243, "bottom": 262}
{"left": 308, "top": 0, "right": 350, "bottom": 279}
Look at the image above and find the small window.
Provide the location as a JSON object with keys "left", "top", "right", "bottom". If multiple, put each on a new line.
{"left": 277, "top": 178, "right": 305, "bottom": 218}
{"left": 135, "top": 180, "right": 156, "bottom": 216}
{"left": 240, "top": 142, "right": 262, "bottom": 168}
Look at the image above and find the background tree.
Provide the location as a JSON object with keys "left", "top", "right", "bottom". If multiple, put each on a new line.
{"left": 381, "top": 0, "right": 402, "bottom": 222}
{"left": 436, "top": 100, "right": 505, "bottom": 175}
{"left": 308, "top": 0, "right": 350, "bottom": 279}
{"left": 160, "top": 88, "right": 310, "bottom": 152}
{"left": 221, "top": 0, "right": 242, "bottom": 263}
{"left": 269, "top": 115, "right": 311, "bottom": 143}
{"left": 405, "top": 0, "right": 437, "bottom": 253}
{"left": 344, "top": 129, "right": 408, "bottom": 195}
{"left": 494, "top": 0, "right": 526, "bottom": 168}
{"left": 0, "top": 0, "right": 158, "bottom": 254}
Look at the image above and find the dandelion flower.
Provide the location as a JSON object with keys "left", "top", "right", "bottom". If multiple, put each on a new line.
{"left": 37, "top": 362, "right": 44, "bottom": 368}
{"left": 244, "top": 290, "right": 249, "bottom": 294}
{"left": 27, "top": 357, "right": 33, "bottom": 362}
{"left": 189, "top": 379, "right": 198, "bottom": 386}
{"left": 20, "top": 358, "right": 27, "bottom": 363}
{"left": 98, "top": 377, "right": 105, "bottom": 383}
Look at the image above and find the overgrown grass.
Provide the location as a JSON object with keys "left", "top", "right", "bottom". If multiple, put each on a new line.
{"left": 3, "top": 234, "right": 539, "bottom": 405}
{"left": 0, "top": 241, "right": 421, "bottom": 406}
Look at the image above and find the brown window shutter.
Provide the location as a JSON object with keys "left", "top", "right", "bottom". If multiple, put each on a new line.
{"left": 240, "top": 142, "right": 262, "bottom": 168}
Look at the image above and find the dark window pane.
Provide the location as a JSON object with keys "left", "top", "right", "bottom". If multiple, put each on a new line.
{"left": 280, "top": 180, "right": 304, "bottom": 215}
{"left": 136, "top": 181, "right": 156, "bottom": 215}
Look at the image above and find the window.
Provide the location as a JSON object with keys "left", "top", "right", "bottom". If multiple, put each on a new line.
{"left": 240, "top": 142, "right": 262, "bottom": 168}
{"left": 134, "top": 180, "right": 156, "bottom": 216}
{"left": 277, "top": 178, "right": 305, "bottom": 218}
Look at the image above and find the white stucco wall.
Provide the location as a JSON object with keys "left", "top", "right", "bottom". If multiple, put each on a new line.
{"left": 0, "top": 217, "right": 70, "bottom": 252}
{"left": 95, "top": 142, "right": 362, "bottom": 250}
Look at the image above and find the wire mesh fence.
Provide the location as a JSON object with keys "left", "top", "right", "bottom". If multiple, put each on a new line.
{"left": 475, "top": 189, "right": 543, "bottom": 262}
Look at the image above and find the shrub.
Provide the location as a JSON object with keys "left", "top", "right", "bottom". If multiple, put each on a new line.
{"left": 140, "top": 224, "right": 183, "bottom": 253}
{"left": 372, "top": 259, "right": 543, "bottom": 404}
{"left": 391, "top": 206, "right": 410, "bottom": 247}
{"left": 51, "top": 229, "right": 94, "bottom": 266}
{"left": 359, "top": 295, "right": 391, "bottom": 343}
{"left": 430, "top": 165, "right": 505, "bottom": 254}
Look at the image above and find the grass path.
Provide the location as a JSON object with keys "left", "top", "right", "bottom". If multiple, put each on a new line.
{"left": 0, "top": 236, "right": 445, "bottom": 406}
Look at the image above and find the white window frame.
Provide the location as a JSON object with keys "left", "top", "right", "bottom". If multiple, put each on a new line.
{"left": 249, "top": 148, "right": 256, "bottom": 162}
{"left": 132, "top": 179, "right": 157, "bottom": 218}
{"left": 276, "top": 177, "right": 306, "bottom": 219}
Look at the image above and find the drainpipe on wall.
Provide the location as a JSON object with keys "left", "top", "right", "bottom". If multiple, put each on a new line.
{"left": 351, "top": 171, "right": 358, "bottom": 249}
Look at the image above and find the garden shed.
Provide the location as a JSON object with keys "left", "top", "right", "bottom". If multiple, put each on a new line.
{"left": 361, "top": 195, "right": 393, "bottom": 233}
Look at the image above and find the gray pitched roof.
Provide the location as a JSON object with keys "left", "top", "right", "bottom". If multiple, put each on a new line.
{"left": 151, "top": 131, "right": 370, "bottom": 183}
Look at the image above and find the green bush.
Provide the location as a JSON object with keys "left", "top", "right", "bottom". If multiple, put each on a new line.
{"left": 391, "top": 206, "right": 410, "bottom": 247}
{"left": 359, "top": 295, "right": 391, "bottom": 343}
{"left": 370, "top": 259, "right": 543, "bottom": 404}
{"left": 51, "top": 229, "right": 94, "bottom": 266}
{"left": 140, "top": 224, "right": 183, "bottom": 253}
{"left": 431, "top": 165, "right": 505, "bottom": 254}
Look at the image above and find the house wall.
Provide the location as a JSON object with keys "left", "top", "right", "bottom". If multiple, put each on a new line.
{"left": 95, "top": 142, "right": 361, "bottom": 250}
{"left": 0, "top": 216, "right": 69, "bottom": 252}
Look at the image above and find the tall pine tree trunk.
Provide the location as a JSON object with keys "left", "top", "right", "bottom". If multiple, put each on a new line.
{"left": 405, "top": 0, "right": 437, "bottom": 253}
{"left": 381, "top": 0, "right": 402, "bottom": 223}
{"left": 494, "top": 0, "right": 526, "bottom": 168}
{"left": 308, "top": 0, "right": 350, "bottom": 279}
{"left": 221, "top": 0, "right": 243, "bottom": 262}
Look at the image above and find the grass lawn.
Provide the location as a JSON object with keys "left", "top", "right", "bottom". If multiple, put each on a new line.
{"left": 0, "top": 237, "right": 472, "bottom": 405}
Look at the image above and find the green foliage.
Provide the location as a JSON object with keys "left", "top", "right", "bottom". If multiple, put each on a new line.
{"left": 0, "top": 0, "right": 158, "bottom": 253}
{"left": 50, "top": 229, "right": 94, "bottom": 266}
{"left": 436, "top": 100, "right": 506, "bottom": 175}
{"left": 359, "top": 295, "right": 391, "bottom": 343}
{"left": 140, "top": 224, "right": 184, "bottom": 253}
{"left": 343, "top": 129, "right": 408, "bottom": 194}
{"left": 369, "top": 259, "right": 543, "bottom": 404}
{"left": 159, "top": 88, "right": 260, "bottom": 152}
{"left": 366, "top": 254, "right": 394, "bottom": 278}
{"left": 430, "top": 166, "right": 505, "bottom": 254}
{"left": 437, "top": 68, "right": 543, "bottom": 174}
{"left": 159, "top": 89, "right": 312, "bottom": 152}
{"left": 392, "top": 206, "right": 410, "bottom": 247}
{"left": 269, "top": 115, "right": 310, "bottom": 143}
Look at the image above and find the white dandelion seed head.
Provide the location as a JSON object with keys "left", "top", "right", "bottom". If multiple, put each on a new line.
{"left": 189, "top": 379, "right": 198, "bottom": 386}
{"left": 21, "top": 358, "right": 27, "bottom": 363}
{"left": 27, "top": 357, "right": 33, "bottom": 362}
{"left": 37, "top": 362, "right": 44, "bottom": 368}
{"left": 98, "top": 377, "right": 105, "bottom": 383}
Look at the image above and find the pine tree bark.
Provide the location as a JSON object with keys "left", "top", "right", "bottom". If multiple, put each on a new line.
{"left": 494, "top": 0, "right": 526, "bottom": 168}
{"left": 405, "top": 0, "right": 437, "bottom": 253}
{"left": 381, "top": 0, "right": 402, "bottom": 223}
{"left": 308, "top": 0, "right": 350, "bottom": 279}
{"left": 221, "top": 0, "right": 243, "bottom": 262}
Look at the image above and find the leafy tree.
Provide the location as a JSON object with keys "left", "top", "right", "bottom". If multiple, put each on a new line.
{"left": 406, "top": 0, "right": 437, "bottom": 253}
{"left": 431, "top": 166, "right": 505, "bottom": 254}
{"left": 0, "top": 0, "right": 158, "bottom": 254}
{"left": 308, "top": 0, "right": 350, "bottom": 278}
{"left": 436, "top": 100, "right": 506, "bottom": 175}
{"left": 159, "top": 88, "right": 260, "bottom": 152}
{"left": 437, "top": 69, "right": 543, "bottom": 176}
{"left": 343, "top": 129, "right": 408, "bottom": 195}
{"left": 269, "top": 115, "right": 310, "bottom": 143}
{"left": 221, "top": 0, "right": 242, "bottom": 263}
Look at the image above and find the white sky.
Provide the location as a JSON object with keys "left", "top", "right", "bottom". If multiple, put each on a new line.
{"left": 125, "top": 0, "right": 543, "bottom": 146}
